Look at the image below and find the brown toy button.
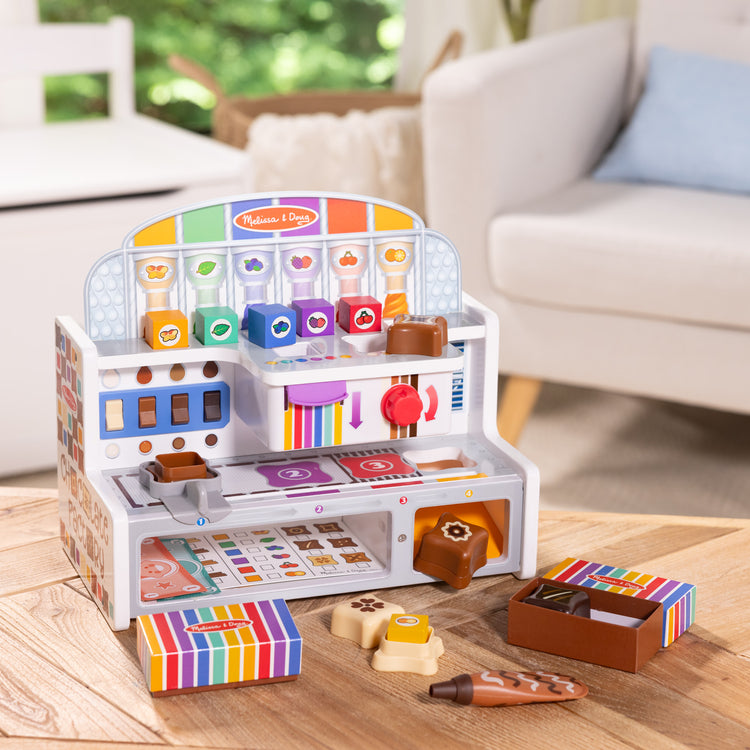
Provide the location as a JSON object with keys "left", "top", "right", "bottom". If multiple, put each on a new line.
{"left": 386, "top": 315, "right": 448, "bottom": 357}
{"left": 381, "top": 384, "right": 423, "bottom": 426}
{"left": 138, "top": 396, "right": 157, "bottom": 428}
{"left": 171, "top": 393, "right": 190, "bottom": 425}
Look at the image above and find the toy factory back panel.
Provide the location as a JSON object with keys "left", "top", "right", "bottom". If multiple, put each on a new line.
{"left": 55, "top": 191, "right": 539, "bottom": 630}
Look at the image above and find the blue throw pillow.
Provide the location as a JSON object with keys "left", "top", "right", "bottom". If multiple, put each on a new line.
{"left": 594, "top": 46, "right": 750, "bottom": 194}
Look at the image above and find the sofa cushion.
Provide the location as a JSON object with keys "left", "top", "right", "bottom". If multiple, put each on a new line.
{"left": 594, "top": 46, "right": 750, "bottom": 195}
{"left": 488, "top": 179, "right": 750, "bottom": 330}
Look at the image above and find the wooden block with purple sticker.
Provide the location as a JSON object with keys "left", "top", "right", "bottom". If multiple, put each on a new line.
{"left": 292, "top": 298, "right": 334, "bottom": 337}
{"left": 136, "top": 599, "right": 302, "bottom": 695}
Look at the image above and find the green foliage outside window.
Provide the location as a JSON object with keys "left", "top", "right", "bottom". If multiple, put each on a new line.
{"left": 40, "top": 0, "right": 404, "bottom": 133}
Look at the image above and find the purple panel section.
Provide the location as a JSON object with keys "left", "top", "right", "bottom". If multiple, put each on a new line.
{"left": 259, "top": 599, "right": 287, "bottom": 677}
{"left": 168, "top": 610, "right": 195, "bottom": 689}
{"left": 279, "top": 197, "right": 322, "bottom": 237}
{"left": 287, "top": 488, "right": 340, "bottom": 498}
{"left": 287, "top": 381, "right": 347, "bottom": 406}
{"left": 651, "top": 578, "right": 680, "bottom": 603}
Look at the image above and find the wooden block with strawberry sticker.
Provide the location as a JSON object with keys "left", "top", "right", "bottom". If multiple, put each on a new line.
{"left": 291, "top": 298, "right": 335, "bottom": 337}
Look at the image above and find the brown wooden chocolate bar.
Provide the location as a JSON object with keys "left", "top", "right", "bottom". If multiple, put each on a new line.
{"left": 430, "top": 670, "right": 589, "bottom": 706}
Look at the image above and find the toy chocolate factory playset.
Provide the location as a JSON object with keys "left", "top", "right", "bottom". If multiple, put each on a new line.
{"left": 56, "top": 192, "right": 694, "bottom": 696}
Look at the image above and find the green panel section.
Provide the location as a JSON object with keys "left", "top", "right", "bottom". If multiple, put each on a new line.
{"left": 324, "top": 404, "right": 333, "bottom": 446}
{"left": 208, "top": 631, "right": 226, "bottom": 684}
{"left": 183, "top": 205, "right": 226, "bottom": 243}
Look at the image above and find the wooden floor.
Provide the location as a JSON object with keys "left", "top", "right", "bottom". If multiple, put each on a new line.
{"left": 1, "top": 486, "right": 749, "bottom": 749}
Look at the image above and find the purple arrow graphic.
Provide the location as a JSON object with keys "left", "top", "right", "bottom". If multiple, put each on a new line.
{"left": 350, "top": 391, "right": 363, "bottom": 428}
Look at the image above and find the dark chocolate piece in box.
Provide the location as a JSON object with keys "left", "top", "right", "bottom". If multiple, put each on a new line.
{"left": 523, "top": 583, "right": 591, "bottom": 617}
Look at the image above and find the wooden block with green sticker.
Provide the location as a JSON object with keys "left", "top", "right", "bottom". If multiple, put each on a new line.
{"left": 195, "top": 306, "right": 239, "bottom": 345}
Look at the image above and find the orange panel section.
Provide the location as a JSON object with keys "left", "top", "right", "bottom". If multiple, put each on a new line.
{"left": 134, "top": 217, "right": 177, "bottom": 247}
{"left": 373, "top": 204, "right": 415, "bottom": 232}
{"left": 327, "top": 198, "right": 368, "bottom": 233}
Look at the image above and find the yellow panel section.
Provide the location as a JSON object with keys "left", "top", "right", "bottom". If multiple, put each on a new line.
{"left": 213, "top": 605, "right": 242, "bottom": 684}
{"left": 334, "top": 400, "right": 343, "bottom": 444}
{"left": 436, "top": 473, "right": 488, "bottom": 483}
{"left": 134, "top": 216, "right": 177, "bottom": 247}
{"left": 284, "top": 405, "right": 293, "bottom": 450}
{"left": 227, "top": 603, "right": 257, "bottom": 682}
{"left": 150, "top": 653, "right": 164, "bottom": 694}
{"left": 373, "top": 204, "right": 414, "bottom": 232}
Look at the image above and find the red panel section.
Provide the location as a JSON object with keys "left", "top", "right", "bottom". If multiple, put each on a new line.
{"left": 242, "top": 602, "right": 271, "bottom": 679}
{"left": 152, "top": 612, "right": 180, "bottom": 691}
{"left": 327, "top": 198, "right": 368, "bottom": 234}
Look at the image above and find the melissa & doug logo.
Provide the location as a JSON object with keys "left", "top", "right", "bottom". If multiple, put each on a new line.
{"left": 185, "top": 619, "right": 254, "bottom": 634}
{"left": 586, "top": 574, "right": 646, "bottom": 590}
{"left": 234, "top": 205, "right": 318, "bottom": 233}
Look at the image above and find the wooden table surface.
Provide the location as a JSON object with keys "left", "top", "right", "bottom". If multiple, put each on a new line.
{"left": 2, "top": 486, "right": 749, "bottom": 750}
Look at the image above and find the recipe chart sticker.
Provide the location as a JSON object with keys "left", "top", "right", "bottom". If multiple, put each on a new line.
{"left": 177, "top": 517, "right": 384, "bottom": 590}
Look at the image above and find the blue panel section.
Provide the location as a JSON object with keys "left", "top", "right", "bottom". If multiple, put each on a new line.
{"left": 231, "top": 198, "right": 274, "bottom": 240}
{"left": 182, "top": 609, "right": 211, "bottom": 686}
{"left": 272, "top": 598, "right": 302, "bottom": 673}
{"left": 661, "top": 582, "right": 695, "bottom": 610}
{"left": 314, "top": 405, "right": 323, "bottom": 447}
{"left": 99, "top": 382, "right": 230, "bottom": 439}
{"left": 451, "top": 341, "right": 465, "bottom": 411}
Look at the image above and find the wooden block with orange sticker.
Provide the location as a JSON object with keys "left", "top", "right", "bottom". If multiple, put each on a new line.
{"left": 144, "top": 310, "right": 189, "bottom": 350}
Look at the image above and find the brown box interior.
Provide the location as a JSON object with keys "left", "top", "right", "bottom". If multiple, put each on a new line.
{"left": 508, "top": 577, "right": 663, "bottom": 672}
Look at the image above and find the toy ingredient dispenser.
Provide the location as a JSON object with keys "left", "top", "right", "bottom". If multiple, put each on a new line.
{"left": 55, "top": 191, "right": 539, "bottom": 630}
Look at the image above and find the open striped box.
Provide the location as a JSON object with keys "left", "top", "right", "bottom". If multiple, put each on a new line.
{"left": 545, "top": 558, "right": 696, "bottom": 647}
{"left": 136, "top": 599, "right": 302, "bottom": 695}
{"left": 508, "top": 558, "right": 696, "bottom": 672}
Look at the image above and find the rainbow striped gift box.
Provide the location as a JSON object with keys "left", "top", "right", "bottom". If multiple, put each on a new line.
{"left": 136, "top": 599, "right": 302, "bottom": 695}
{"left": 545, "top": 558, "right": 696, "bottom": 647}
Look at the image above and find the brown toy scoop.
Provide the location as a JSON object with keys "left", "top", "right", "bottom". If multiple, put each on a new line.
{"left": 429, "top": 670, "right": 588, "bottom": 706}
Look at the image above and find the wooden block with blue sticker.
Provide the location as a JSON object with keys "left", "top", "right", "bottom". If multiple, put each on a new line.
{"left": 195, "top": 306, "right": 239, "bottom": 346}
{"left": 246, "top": 303, "right": 296, "bottom": 348}
{"left": 136, "top": 599, "right": 302, "bottom": 695}
{"left": 144, "top": 310, "right": 189, "bottom": 350}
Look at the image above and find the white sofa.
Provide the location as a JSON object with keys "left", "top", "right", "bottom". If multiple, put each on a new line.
{"left": 422, "top": 0, "right": 750, "bottom": 444}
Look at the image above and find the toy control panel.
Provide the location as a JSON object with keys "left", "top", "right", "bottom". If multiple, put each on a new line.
{"left": 56, "top": 192, "right": 538, "bottom": 630}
